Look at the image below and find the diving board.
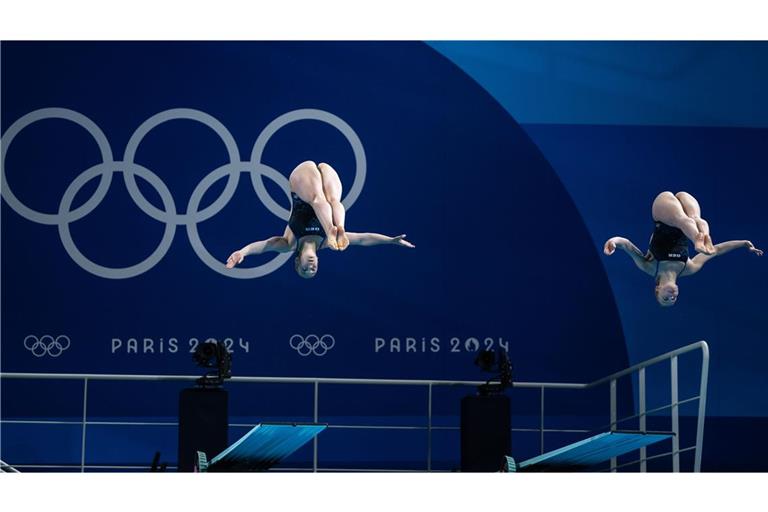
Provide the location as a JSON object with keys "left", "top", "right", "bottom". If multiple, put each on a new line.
{"left": 508, "top": 431, "right": 673, "bottom": 472}
{"left": 0, "top": 459, "right": 20, "bottom": 473}
{"left": 196, "top": 422, "right": 327, "bottom": 472}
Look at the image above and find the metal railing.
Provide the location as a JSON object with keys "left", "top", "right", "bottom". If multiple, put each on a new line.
{"left": 0, "top": 340, "right": 708, "bottom": 472}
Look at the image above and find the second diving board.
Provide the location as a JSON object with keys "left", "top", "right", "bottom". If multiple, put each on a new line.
{"left": 197, "top": 422, "right": 326, "bottom": 472}
{"left": 512, "top": 431, "right": 673, "bottom": 472}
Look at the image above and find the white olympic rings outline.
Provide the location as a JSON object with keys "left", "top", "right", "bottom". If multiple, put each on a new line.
{"left": 289, "top": 334, "right": 336, "bottom": 357}
{"left": 1, "top": 108, "right": 367, "bottom": 279}
{"left": 23, "top": 335, "right": 71, "bottom": 358}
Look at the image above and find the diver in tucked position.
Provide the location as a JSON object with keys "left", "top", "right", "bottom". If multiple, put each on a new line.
{"left": 226, "top": 160, "right": 415, "bottom": 278}
{"left": 604, "top": 191, "right": 762, "bottom": 306}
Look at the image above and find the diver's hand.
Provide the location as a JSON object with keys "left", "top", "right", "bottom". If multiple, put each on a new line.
{"left": 391, "top": 234, "right": 415, "bottom": 248}
{"left": 226, "top": 250, "right": 244, "bottom": 268}
{"left": 745, "top": 241, "right": 764, "bottom": 256}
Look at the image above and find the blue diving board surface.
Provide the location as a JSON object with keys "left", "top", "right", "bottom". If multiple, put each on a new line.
{"left": 201, "top": 422, "right": 327, "bottom": 472}
{"left": 517, "top": 431, "right": 673, "bottom": 472}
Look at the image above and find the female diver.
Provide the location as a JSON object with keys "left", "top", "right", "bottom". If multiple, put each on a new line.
{"left": 225, "top": 160, "right": 415, "bottom": 278}
{"left": 604, "top": 191, "right": 762, "bottom": 306}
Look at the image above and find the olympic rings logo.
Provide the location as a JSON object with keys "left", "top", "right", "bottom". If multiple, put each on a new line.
{"left": 289, "top": 334, "right": 335, "bottom": 357}
{"left": 24, "top": 335, "right": 71, "bottom": 358}
{"left": 1, "top": 108, "right": 367, "bottom": 279}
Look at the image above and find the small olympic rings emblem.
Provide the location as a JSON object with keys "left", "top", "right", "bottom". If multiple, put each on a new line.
{"left": 23, "top": 335, "right": 71, "bottom": 357}
{"left": 289, "top": 334, "right": 336, "bottom": 357}
{"left": 1, "top": 107, "right": 367, "bottom": 279}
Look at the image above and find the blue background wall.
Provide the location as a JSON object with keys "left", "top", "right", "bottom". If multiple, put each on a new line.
{"left": 2, "top": 41, "right": 766, "bottom": 471}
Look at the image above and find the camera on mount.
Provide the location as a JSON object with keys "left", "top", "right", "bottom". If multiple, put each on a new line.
{"left": 473, "top": 348, "right": 513, "bottom": 396}
{"left": 193, "top": 340, "right": 232, "bottom": 387}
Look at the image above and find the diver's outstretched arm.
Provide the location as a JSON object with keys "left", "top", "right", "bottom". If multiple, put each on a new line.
{"left": 347, "top": 232, "right": 415, "bottom": 248}
{"left": 225, "top": 236, "right": 293, "bottom": 268}
{"left": 682, "top": 240, "right": 763, "bottom": 276}
{"left": 604, "top": 236, "right": 655, "bottom": 275}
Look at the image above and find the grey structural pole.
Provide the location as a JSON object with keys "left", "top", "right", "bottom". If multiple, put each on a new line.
{"left": 313, "top": 381, "right": 319, "bottom": 472}
{"left": 610, "top": 379, "right": 617, "bottom": 472}
{"left": 694, "top": 343, "right": 710, "bottom": 472}
{"left": 427, "top": 383, "right": 433, "bottom": 471}
{"left": 671, "top": 356, "right": 680, "bottom": 472}
{"left": 540, "top": 388, "right": 545, "bottom": 454}
{"left": 639, "top": 368, "right": 647, "bottom": 472}
{"left": 80, "top": 378, "right": 88, "bottom": 473}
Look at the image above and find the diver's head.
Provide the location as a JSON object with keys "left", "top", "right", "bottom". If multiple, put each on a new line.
{"left": 294, "top": 245, "right": 318, "bottom": 279}
{"left": 655, "top": 281, "right": 679, "bottom": 307}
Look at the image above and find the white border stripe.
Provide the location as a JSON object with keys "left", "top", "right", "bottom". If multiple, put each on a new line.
{"left": 1, "top": 1, "right": 767, "bottom": 39}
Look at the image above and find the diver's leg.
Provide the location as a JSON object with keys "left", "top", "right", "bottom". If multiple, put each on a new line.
{"left": 652, "top": 191, "right": 710, "bottom": 254}
{"left": 289, "top": 161, "right": 338, "bottom": 249}
{"left": 318, "top": 162, "right": 348, "bottom": 250}
{"left": 675, "top": 191, "right": 714, "bottom": 253}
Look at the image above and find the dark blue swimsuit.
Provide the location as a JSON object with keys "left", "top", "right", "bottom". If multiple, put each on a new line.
{"left": 288, "top": 193, "right": 325, "bottom": 250}
{"left": 649, "top": 221, "right": 688, "bottom": 276}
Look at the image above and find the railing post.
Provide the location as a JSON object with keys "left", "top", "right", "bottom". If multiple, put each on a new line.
{"left": 671, "top": 356, "right": 680, "bottom": 472}
{"left": 639, "top": 368, "right": 646, "bottom": 472}
{"left": 610, "top": 379, "right": 616, "bottom": 472}
{"left": 313, "top": 381, "right": 319, "bottom": 473}
{"left": 427, "top": 383, "right": 433, "bottom": 472}
{"left": 80, "top": 377, "right": 89, "bottom": 473}
{"left": 694, "top": 344, "right": 709, "bottom": 472}
{"left": 540, "top": 387, "right": 545, "bottom": 455}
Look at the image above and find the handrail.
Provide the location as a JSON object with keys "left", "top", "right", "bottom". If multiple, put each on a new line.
{"left": 585, "top": 341, "right": 708, "bottom": 388}
{"left": 0, "top": 372, "right": 586, "bottom": 389}
{"left": 0, "top": 340, "right": 709, "bottom": 472}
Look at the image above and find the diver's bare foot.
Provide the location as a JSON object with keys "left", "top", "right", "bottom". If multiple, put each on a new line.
{"left": 326, "top": 227, "right": 339, "bottom": 250}
{"left": 337, "top": 226, "right": 350, "bottom": 251}
{"left": 704, "top": 234, "right": 716, "bottom": 254}
{"left": 695, "top": 233, "right": 714, "bottom": 255}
